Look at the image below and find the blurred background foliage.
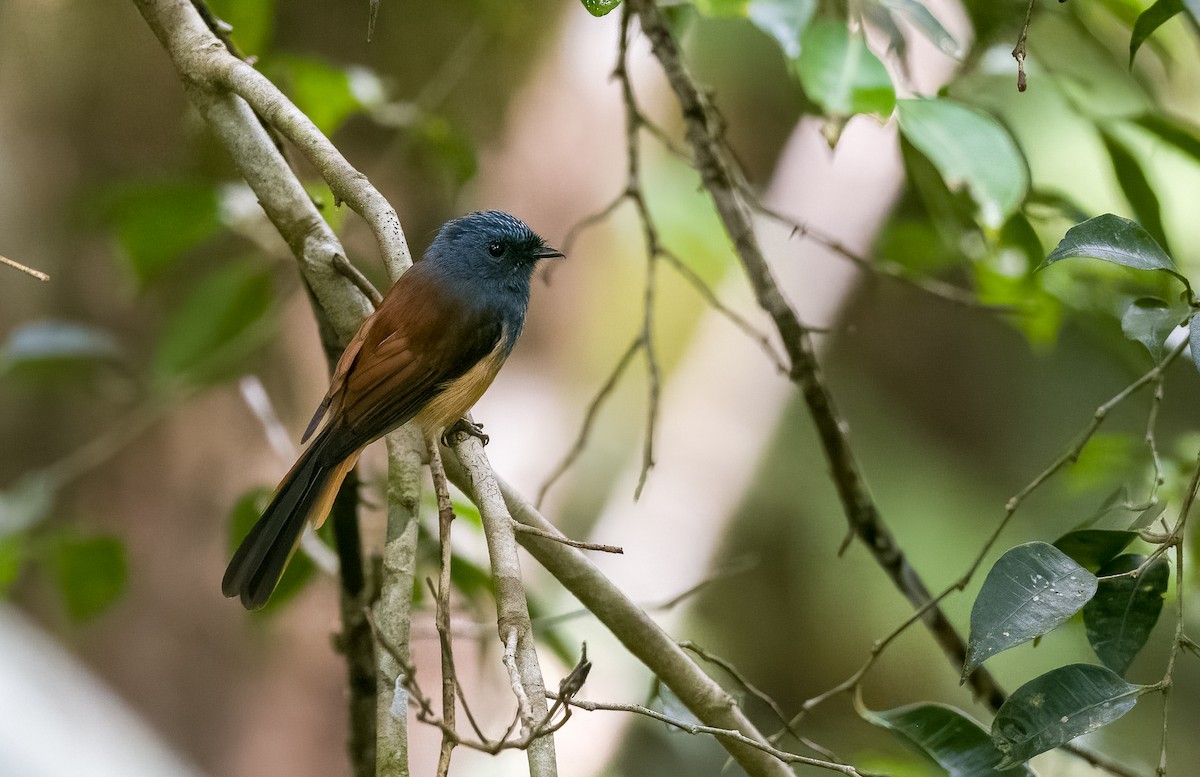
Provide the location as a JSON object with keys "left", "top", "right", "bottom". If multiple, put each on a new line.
{"left": 1, "top": 0, "right": 1200, "bottom": 775}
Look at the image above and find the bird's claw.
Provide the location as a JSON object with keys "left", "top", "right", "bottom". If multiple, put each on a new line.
{"left": 441, "top": 418, "right": 489, "bottom": 447}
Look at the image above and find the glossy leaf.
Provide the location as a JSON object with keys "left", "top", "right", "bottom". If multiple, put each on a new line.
{"left": 1042, "top": 214, "right": 1190, "bottom": 294}
{"left": 991, "top": 664, "right": 1145, "bottom": 768}
{"left": 228, "top": 488, "right": 314, "bottom": 612}
{"left": 153, "top": 263, "right": 274, "bottom": 384}
{"left": 102, "top": 180, "right": 222, "bottom": 284}
{"left": 1130, "top": 0, "right": 1182, "bottom": 66}
{"left": 1120, "top": 297, "right": 1184, "bottom": 360}
{"left": 797, "top": 20, "right": 895, "bottom": 119}
{"left": 1053, "top": 529, "right": 1138, "bottom": 570}
{"left": 1085, "top": 554, "right": 1169, "bottom": 675}
{"left": 879, "top": 0, "right": 961, "bottom": 56}
{"left": 747, "top": 0, "right": 815, "bottom": 59}
{"left": 864, "top": 703, "right": 1032, "bottom": 776}
{"left": 963, "top": 542, "right": 1097, "bottom": 680}
{"left": 0, "top": 321, "right": 121, "bottom": 381}
{"left": 51, "top": 534, "right": 127, "bottom": 622}
{"left": 580, "top": 0, "right": 622, "bottom": 16}
{"left": 897, "top": 99, "right": 1028, "bottom": 229}
{"left": 1099, "top": 129, "right": 1169, "bottom": 255}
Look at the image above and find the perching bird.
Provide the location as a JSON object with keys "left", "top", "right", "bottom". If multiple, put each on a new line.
{"left": 223, "top": 211, "right": 562, "bottom": 609}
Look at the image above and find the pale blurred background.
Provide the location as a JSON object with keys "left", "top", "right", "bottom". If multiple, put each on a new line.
{"left": 1, "top": 1, "right": 1198, "bottom": 776}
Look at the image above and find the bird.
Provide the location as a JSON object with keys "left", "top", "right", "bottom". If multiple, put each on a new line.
{"left": 222, "top": 210, "right": 563, "bottom": 610}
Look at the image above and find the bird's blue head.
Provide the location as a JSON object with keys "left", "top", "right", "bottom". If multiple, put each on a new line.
{"left": 424, "top": 211, "right": 563, "bottom": 293}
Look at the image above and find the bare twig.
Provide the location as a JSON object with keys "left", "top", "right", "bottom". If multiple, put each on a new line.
{"left": 547, "top": 693, "right": 863, "bottom": 776}
{"left": 428, "top": 442, "right": 460, "bottom": 777}
{"left": 679, "top": 641, "right": 842, "bottom": 762}
{"left": 748, "top": 197, "right": 1015, "bottom": 312}
{"left": 1012, "top": 0, "right": 1038, "bottom": 92}
{"left": 510, "top": 521, "right": 624, "bottom": 554}
{"left": 537, "top": 336, "right": 641, "bottom": 507}
{"left": 0, "top": 254, "right": 49, "bottom": 282}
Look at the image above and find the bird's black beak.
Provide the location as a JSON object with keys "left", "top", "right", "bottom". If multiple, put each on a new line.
{"left": 534, "top": 246, "right": 565, "bottom": 260}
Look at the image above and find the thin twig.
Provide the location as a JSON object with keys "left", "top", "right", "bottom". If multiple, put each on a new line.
{"left": 333, "top": 253, "right": 383, "bottom": 307}
{"left": 0, "top": 254, "right": 49, "bottom": 282}
{"left": 547, "top": 694, "right": 863, "bottom": 776}
{"left": 511, "top": 521, "right": 624, "bottom": 554}
{"left": 679, "top": 641, "right": 842, "bottom": 762}
{"left": 1155, "top": 449, "right": 1199, "bottom": 775}
{"left": 748, "top": 197, "right": 1016, "bottom": 312}
{"left": 537, "top": 336, "right": 642, "bottom": 507}
{"left": 1012, "top": 0, "right": 1038, "bottom": 92}
{"left": 427, "top": 441, "right": 459, "bottom": 777}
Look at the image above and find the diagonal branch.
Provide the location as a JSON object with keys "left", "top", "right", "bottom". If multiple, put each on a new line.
{"left": 625, "top": 0, "right": 1007, "bottom": 709}
{"left": 440, "top": 452, "right": 796, "bottom": 777}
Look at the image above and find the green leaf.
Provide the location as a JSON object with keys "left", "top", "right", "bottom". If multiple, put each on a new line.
{"left": 691, "top": 0, "right": 749, "bottom": 16}
{"left": 963, "top": 542, "right": 1097, "bottom": 680}
{"left": 0, "top": 533, "right": 25, "bottom": 593}
{"left": 450, "top": 555, "right": 494, "bottom": 599}
{"left": 1085, "top": 554, "right": 1169, "bottom": 675}
{"left": 580, "top": 0, "right": 622, "bottom": 16}
{"left": 0, "top": 321, "right": 122, "bottom": 382}
{"left": 1099, "top": 129, "right": 1170, "bottom": 256}
{"left": 879, "top": 0, "right": 961, "bottom": 57}
{"left": 153, "top": 263, "right": 274, "bottom": 385}
{"left": 1042, "top": 214, "right": 1186, "bottom": 286}
{"left": 1134, "top": 113, "right": 1200, "bottom": 163}
{"left": 797, "top": 20, "right": 895, "bottom": 120}
{"left": 746, "top": 0, "right": 815, "bottom": 59}
{"left": 417, "top": 115, "right": 478, "bottom": 188}
{"left": 897, "top": 99, "right": 1028, "bottom": 230}
{"left": 270, "top": 56, "right": 363, "bottom": 135}
{"left": 1120, "top": 297, "right": 1184, "bottom": 361}
{"left": 51, "top": 534, "right": 127, "bottom": 622}
{"left": 864, "top": 703, "right": 1032, "bottom": 776}
{"left": 991, "top": 664, "right": 1145, "bottom": 768}
{"left": 228, "top": 487, "right": 315, "bottom": 612}
{"left": 1053, "top": 530, "right": 1138, "bottom": 571}
{"left": 1130, "top": 0, "right": 1183, "bottom": 66}
{"left": 206, "top": 0, "right": 275, "bottom": 56}
{"left": 1190, "top": 315, "right": 1200, "bottom": 373}
{"left": 102, "top": 180, "right": 223, "bottom": 284}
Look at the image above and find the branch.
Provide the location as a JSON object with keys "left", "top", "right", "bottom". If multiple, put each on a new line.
{"left": 446, "top": 432, "right": 557, "bottom": 777}
{"left": 376, "top": 427, "right": 424, "bottom": 777}
{"left": 440, "top": 452, "right": 796, "bottom": 777}
{"left": 0, "top": 254, "right": 50, "bottom": 282}
{"left": 625, "top": 0, "right": 1007, "bottom": 709}
{"left": 547, "top": 694, "right": 863, "bottom": 776}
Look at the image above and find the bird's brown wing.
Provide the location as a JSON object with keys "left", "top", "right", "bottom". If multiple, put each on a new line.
{"left": 304, "top": 263, "right": 502, "bottom": 453}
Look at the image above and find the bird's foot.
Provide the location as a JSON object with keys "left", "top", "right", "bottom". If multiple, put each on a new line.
{"left": 441, "top": 418, "right": 489, "bottom": 447}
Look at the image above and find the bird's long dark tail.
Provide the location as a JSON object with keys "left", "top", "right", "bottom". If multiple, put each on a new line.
{"left": 222, "top": 429, "right": 359, "bottom": 610}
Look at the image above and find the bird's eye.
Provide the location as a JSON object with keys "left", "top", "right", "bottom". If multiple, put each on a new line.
{"left": 487, "top": 241, "right": 505, "bottom": 258}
